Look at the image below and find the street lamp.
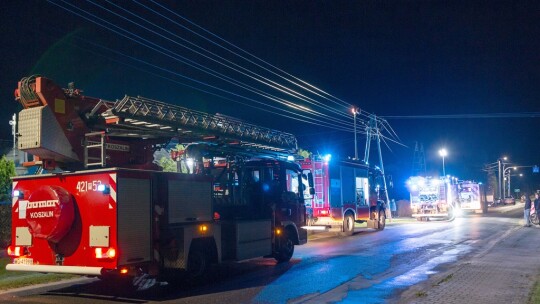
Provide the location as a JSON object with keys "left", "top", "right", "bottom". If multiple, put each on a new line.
{"left": 438, "top": 148, "right": 448, "bottom": 176}
{"left": 352, "top": 107, "right": 359, "bottom": 160}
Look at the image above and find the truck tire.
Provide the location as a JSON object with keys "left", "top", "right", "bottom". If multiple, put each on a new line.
{"left": 342, "top": 213, "right": 355, "bottom": 234}
{"left": 274, "top": 229, "right": 294, "bottom": 263}
{"left": 187, "top": 246, "right": 209, "bottom": 278}
{"left": 377, "top": 210, "right": 386, "bottom": 230}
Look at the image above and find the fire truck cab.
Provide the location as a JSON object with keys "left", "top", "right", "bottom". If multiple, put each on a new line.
{"left": 407, "top": 176, "right": 459, "bottom": 221}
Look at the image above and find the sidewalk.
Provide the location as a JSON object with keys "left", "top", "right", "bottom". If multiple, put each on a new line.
{"left": 395, "top": 224, "right": 540, "bottom": 303}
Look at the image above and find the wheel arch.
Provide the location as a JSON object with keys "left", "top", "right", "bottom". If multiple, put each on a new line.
{"left": 188, "top": 236, "right": 218, "bottom": 264}
{"left": 280, "top": 221, "right": 300, "bottom": 245}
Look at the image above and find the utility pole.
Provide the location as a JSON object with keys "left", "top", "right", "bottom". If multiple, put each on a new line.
{"left": 498, "top": 159, "right": 502, "bottom": 201}
{"left": 9, "top": 113, "right": 16, "bottom": 161}
{"left": 363, "top": 115, "right": 374, "bottom": 164}
{"left": 352, "top": 107, "right": 359, "bottom": 160}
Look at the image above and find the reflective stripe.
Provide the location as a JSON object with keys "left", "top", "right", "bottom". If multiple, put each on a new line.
{"left": 6, "top": 264, "right": 103, "bottom": 276}
{"left": 12, "top": 181, "right": 18, "bottom": 206}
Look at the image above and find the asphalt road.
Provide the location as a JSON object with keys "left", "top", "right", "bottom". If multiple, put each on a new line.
{"left": 0, "top": 204, "right": 524, "bottom": 304}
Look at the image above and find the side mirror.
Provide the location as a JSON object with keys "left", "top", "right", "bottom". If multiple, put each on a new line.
{"left": 308, "top": 172, "right": 314, "bottom": 187}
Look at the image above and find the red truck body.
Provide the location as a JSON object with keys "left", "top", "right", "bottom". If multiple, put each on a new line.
{"left": 298, "top": 157, "right": 386, "bottom": 232}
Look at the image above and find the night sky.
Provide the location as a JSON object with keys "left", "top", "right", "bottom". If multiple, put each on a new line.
{"left": 1, "top": 1, "right": 540, "bottom": 198}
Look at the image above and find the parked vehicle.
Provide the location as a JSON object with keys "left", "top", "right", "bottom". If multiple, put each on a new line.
{"left": 504, "top": 196, "right": 516, "bottom": 205}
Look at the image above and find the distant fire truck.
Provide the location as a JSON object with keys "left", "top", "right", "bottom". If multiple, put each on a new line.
{"left": 458, "top": 181, "right": 484, "bottom": 212}
{"left": 7, "top": 76, "right": 309, "bottom": 287}
{"left": 298, "top": 155, "right": 387, "bottom": 232}
{"left": 407, "top": 176, "right": 459, "bottom": 221}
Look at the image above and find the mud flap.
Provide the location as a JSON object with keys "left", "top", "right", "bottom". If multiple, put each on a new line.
{"left": 367, "top": 219, "right": 379, "bottom": 229}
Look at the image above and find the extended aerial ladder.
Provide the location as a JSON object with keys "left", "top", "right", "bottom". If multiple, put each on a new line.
{"left": 15, "top": 75, "right": 297, "bottom": 171}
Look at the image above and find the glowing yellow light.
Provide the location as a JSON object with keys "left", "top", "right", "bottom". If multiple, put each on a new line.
{"left": 275, "top": 228, "right": 282, "bottom": 235}
{"left": 95, "top": 247, "right": 116, "bottom": 259}
{"left": 7, "top": 246, "right": 22, "bottom": 257}
{"left": 108, "top": 248, "right": 116, "bottom": 258}
{"left": 120, "top": 268, "right": 129, "bottom": 274}
{"left": 95, "top": 248, "right": 103, "bottom": 259}
{"left": 199, "top": 225, "right": 208, "bottom": 232}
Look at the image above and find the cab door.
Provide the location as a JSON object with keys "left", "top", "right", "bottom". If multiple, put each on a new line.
{"left": 283, "top": 167, "right": 306, "bottom": 226}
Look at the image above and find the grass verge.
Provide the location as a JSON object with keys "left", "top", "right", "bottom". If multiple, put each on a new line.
{"left": 530, "top": 277, "right": 540, "bottom": 304}
{"left": 0, "top": 257, "right": 77, "bottom": 291}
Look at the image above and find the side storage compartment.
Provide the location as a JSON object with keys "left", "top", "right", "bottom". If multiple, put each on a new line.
{"left": 221, "top": 219, "right": 272, "bottom": 261}
{"left": 117, "top": 177, "right": 152, "bottom": 265}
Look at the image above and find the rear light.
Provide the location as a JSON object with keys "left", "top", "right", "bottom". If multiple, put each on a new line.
{"left": 7, "top": 245, "right": 25, "bottom": 257}
{"left": 95, "top": 247, "right": 116, "bottom": 259}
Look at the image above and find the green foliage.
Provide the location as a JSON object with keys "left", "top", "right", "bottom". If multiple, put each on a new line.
{"left": 158, "top": 156, "right": 177, "bottom": 173}
{"left": 0, "top": 156, "right": 15, "bottom": 248}
{"left": 0, "top": 156, "right": 15, "bottom": 202}
{"left": 154, "top": 145, "right": 187, "bottom": 173}
{"left": 298, "top": 149, "right": 311, "bottom": 159}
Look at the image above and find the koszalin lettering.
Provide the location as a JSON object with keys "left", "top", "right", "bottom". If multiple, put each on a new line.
{"left": 30, "top": 211, "right": 54, "bottom": 218}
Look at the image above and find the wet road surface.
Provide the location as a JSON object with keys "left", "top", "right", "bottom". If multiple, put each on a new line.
{"left": 0, "top": 206, "right": 523, "bottom": 303}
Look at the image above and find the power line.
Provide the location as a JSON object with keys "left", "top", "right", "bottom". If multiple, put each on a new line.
{"left": 381, "top": 113, "right": 540, "bottom": 119}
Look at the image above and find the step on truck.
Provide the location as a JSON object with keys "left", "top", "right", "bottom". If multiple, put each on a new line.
{"left": 6, "top": 76, "right": 309, "bottom": 289}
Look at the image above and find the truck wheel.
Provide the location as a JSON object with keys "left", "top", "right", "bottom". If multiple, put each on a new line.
{"left": 187, "top": 247, "right": 208, "bottom": 278}
{"left": 377, "top": 210, "right": 386, "bottom": 230}
{"left": 342, "top": 213, "right": 355, "bottom": 233}
{"left": 274, "top": 230, "right": 294, "bottom": 263}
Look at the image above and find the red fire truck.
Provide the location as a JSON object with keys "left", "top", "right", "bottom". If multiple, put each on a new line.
{"left": 458, "top": 181, "right": 484, "bottom": 212}
{"left": 407, "top": 176, "right": 459, "bottom": 221}
{"left": 298, "top": 155, "right": 387, "bottom": 233}
{"left": 6, "top": 76, "right": 308, "bottom": 287}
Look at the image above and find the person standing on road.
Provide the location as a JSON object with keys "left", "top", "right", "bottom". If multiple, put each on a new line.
{"left": 524, "top": 193, "right": 532, "bottom": 227}
{"left": 390, "top": 199, "right": 397, "bottom": 218}
{"left": 534, "top": 193, "right": 540, "bottom": 221}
